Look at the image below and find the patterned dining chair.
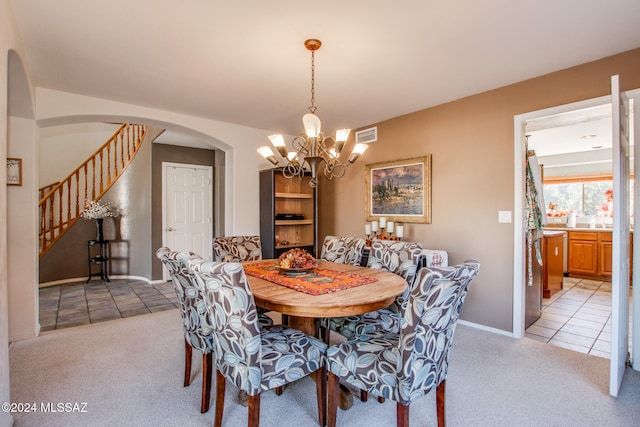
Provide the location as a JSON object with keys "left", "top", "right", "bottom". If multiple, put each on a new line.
{"left": 324, "top": 239, "right": 423, "bottom": 344}
{"left": 326, "top": 260, "right": 480, "bottom": 427}
{"left": 156, "top": 247, "right": 214, "bottom": 413}
{"left": 187, "top": 259, "right": 328, "bottom": 427}
{"left": 320, "top": 235, "right": 367, "bottom": 266}
{"left": 213, "top": 235, "right": 262, "bottom": 262}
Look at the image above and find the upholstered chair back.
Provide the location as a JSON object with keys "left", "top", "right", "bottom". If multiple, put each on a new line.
{"left": 187, "top": 260, "right": 263, "bottom": 394}
{"left": 213, "top": 235, "right": 262, "bottom": 262}
{"left": 187, "top": 259, "right": 327, "bottom": 398}
{"left": 397, "top": 259, "right": 480, "bottom": 404}
{"left": 366, "top": 239, "right": 423, "bottom": 313}
{"left": 320, "top": 236, "right": 366, "bottom": 265}
{"left": 155, "top": 247, "right": 212, "bottom": 354}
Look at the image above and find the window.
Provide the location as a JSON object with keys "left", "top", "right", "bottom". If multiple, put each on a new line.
{"left": 542, "top": 178, "right": 633, "bottom": 217}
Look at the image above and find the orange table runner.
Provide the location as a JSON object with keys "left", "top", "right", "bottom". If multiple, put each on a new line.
{"left": 244, "top": 261, "right": 377, "bottom": 296}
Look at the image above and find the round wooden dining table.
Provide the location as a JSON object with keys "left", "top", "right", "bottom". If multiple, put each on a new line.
{"left": 244, "top": 259, "right": 407, "bottom": 337}
{"left": 243, "top": 259, "right": 407, "bottom": 410}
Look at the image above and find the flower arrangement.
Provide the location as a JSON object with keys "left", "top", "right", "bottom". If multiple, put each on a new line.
{"left": 81, "top": 200, "right": 117, "bottom": 220}
{"left": 599, "top": 189, "right": 613, "bottom": 217}
{"left": 278, "top": 248, "right": 318, "bottom": 269}
{"left": 546, "top": 202, "right": 566, "bottom": 217}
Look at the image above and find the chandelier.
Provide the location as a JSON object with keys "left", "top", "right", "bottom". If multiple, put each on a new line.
{"left": 257, "top": 39, "right": 368, "bottom": 187}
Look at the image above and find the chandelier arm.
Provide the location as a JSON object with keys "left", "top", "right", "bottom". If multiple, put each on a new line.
{"left": 282, "top": 161, "right": 305, "bottom": 180}
{"left": 324, "top": 160, "right": 348, "bottom": 180}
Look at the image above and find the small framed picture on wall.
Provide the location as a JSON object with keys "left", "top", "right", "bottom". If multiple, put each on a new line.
{"left": 7, "top": 158, "right": 23, "bottom": 186}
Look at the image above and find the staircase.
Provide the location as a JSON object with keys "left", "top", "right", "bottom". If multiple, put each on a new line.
{"left": 39, "top": 123, "right": 147, "bottom": 257}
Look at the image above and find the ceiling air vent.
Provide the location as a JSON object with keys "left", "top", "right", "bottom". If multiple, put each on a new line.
{"left": 355, "top": 127, "right": 377, "bottom": 144}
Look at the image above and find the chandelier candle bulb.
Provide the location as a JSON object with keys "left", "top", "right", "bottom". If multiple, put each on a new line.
{"left": 257, "top": 146, "right": 279, "bottom": 165}
{"left": 387, "top": 221, "right": 394, "bottom": 233}
{"left": 372, "top": 221, "right": 379, "bottom": 232}
{"left": 396, "top": 225, "right": 403, "bottom": 238}
{"left": 379, "top": 217, "right": 387, "bottom": 228}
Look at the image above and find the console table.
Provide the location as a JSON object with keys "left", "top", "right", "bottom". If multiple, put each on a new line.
{"left": 86, "top": 239, "right": 110, "bottom": 283}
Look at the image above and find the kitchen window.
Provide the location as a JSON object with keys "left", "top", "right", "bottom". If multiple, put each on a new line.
{"left": 542, "top": 177, "right": 634, "bottom": 217}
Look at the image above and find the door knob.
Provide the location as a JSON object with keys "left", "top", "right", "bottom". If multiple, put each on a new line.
{"left": 167, "top": 227, "right": 176, "bottom": 231}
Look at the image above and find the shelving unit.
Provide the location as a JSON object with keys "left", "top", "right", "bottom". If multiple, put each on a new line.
{"left": 86, "top": 239, "right": 110, "bottom": 283}
{"left": 260, "top": 168, "right": 317, "bottom": 259}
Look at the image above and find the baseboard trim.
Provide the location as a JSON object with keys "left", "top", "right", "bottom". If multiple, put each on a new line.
{"left": 458, "top": 319, "right": 514, "bottom": 338}
{"left": 39, "top": 275, "right": 152, "bottom": 288}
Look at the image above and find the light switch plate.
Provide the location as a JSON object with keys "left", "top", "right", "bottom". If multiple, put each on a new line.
{"left": 498, "top": 210, "right": 512, "bottom": 223}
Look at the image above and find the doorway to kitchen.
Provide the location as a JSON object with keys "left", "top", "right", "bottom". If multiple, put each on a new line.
{"left": 513, "top": 89, "right": 640, "bottom": 374}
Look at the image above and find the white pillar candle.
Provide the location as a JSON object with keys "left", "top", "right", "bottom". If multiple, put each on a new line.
{"left": 371, "top": 221, "right": 379, "bottom": 232}
{"left": 396, "top": 225, "right": 404, "bottom": 238}
{"left": 387, "top": 221, "right": 394, "bottom": 233}
{"left": 379, "top": 217, "right": 387, "bottom": 228}
{"left": 365, "top": 223, "right": 372, "bottom": 235}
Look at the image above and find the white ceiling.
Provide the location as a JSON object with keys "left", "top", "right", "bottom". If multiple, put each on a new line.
{"left": 10, "top": 0, "right": 640, "bottom": 139}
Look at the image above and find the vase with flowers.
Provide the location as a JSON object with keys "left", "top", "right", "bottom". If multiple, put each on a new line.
{"left": 81, "top": 200, "right": 117, "bottom": 241}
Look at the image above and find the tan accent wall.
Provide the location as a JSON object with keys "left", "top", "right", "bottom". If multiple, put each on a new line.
{"left": 321, "top": 47, "right": 640, "bottom": 332}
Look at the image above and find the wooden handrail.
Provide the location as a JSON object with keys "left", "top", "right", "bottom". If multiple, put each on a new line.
{"left": 38, "top": 123, "right": 147, "bottom": 257}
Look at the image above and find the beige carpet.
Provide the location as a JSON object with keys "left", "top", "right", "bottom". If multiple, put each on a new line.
{"left": 9, "top": 309, "right": 640, "bottom": 426}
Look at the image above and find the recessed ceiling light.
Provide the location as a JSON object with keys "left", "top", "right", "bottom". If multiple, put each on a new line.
{"left": 581, "top": 134, "right": 597, "bottom": 139}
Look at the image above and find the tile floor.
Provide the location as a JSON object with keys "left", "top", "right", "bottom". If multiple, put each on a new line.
{"left": 525, "top": 277, "right": 634, "bottom": 359}
{"left": 39, "top": 279, "right": 179, "bottom": 332}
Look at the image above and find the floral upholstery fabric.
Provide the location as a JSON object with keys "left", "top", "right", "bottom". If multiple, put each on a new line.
{"left": 326, "top": 240, "right": 423, "bottom": 339}
{"left": 187, "top": 259, "right": 327, "bottom": 396}
{"left": 156, "top": 247, "right": 213, "bottom": 354}
{"left": 213, "top": 235, "right": 262, "bottom": 262}
{"left": 320, "top": 236, "right": 366, "bottom": 266}
{"left": 327, "top": 260, "right": 480, "bottom": 404}
{"left": 156, "top": 247, "right": 273, "bottom": 354}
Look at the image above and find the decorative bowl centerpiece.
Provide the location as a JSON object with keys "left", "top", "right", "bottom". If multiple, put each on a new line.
{"left": 278, "top": 248, "right": 318, "bottom": 275}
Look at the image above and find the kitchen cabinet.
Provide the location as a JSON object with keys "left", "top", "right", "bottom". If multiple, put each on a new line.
{"left": 543, "top": 232, "right": 564, "bottom": 298}
{"left": 598, "top": 232, "right": 612, "bottom": 276}
{"left": 568, "top": 231, "right": 598, "bottom": 277}
{"left": 259, "top": 168, "right": 317, "bottom": 259}
{"left": 568, "top": 230, "right": 633, "bottom": 280}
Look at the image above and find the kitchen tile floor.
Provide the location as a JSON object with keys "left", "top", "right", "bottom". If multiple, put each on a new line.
{"left": 39, "top": 279, "right": 179, "bottom": 332}
{"left": 525, "top": 277, "right": 634, "bottom": 359}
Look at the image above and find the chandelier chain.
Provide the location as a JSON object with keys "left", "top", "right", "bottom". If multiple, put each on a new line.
{"left": 309, "top": 50, "right": 316, "bottom": 114}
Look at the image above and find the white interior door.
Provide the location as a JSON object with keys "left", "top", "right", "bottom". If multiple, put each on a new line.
{"left": 610, "top": 75, "right": 631, "bottom": 396}
{"left": 162, "top": 162, "right": 213, "bottom": 279}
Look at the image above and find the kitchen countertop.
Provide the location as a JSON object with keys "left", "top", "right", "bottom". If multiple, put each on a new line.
{"left": 544, "top": 227, "right": 612, "bottom": 232}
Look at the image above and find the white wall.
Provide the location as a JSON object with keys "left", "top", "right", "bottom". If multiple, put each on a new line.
{"left": 39, "top": 122, "right": 121, "bottom": 186}
{"left": 7, "top": 116, "right": 38, "bottom": 340}
{"left": 2, "top": 0, "right": 35, "bottom": 425}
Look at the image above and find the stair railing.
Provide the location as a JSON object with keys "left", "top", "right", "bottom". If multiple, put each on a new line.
{"left": 39, "top": 123, "right": 147, "bottom": 257}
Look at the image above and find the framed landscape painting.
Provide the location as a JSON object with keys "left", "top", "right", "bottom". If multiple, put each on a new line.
{"left": 365, "top": 155, "right": 431, "bottom": 223}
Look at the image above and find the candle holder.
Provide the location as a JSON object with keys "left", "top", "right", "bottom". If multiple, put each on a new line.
{"left": 373, "top": 227, "right": 402, "bottom": 242}
{"left": 365, "top": 220, "right": 403, "bottom": 245}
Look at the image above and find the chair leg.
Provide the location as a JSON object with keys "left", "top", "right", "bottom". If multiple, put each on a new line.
{"left": 201, "top": 352, "right": 213, "bottom": 413}
{"left": 183, "top": 339, "right": 192, "bottom": 387}
{"left": 377, "top": 396, "right": 385, "bottom": 403}
{"left": 436, "top": 380, "right": 446, "bottom": 427}
{"left": 360, "top": 390, "right": 368, "bottom": 402}
{"left": 315, "top": 366, "right": 327, "bottom": 427}
{"left": 282, "top": 314, "right": 289, "bottom": 326}
{"left": 214, "top": 370, "right": 226, "bottom": 427}
{"left": 248, "top": 393, "right": 261, "bottom": 427}
{"left": 323, "top": 326, "right": 331, "bottom": 345}
{"left": 396, "top": 402, "right": 409, "bottom": 427}
{"left": 274, "top": 386, "right": 283, "bottom": 396}
{"left": 327, "top": 372, "right": 340, "bottom": 427}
